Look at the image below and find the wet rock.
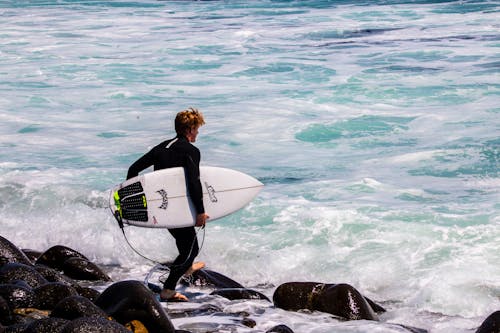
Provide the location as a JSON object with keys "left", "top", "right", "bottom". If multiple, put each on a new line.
{"left": 36, "top": 246, "right": 88, "bottom": 271}
{"left": 124, "top": 319, "right": 149, "bottom": 332}
{"left": 34, "top": 265, "right": 77, "bottom": 287}
{"left": 365, "top": 297, "right": 386, "bottom": 313}
{"left": 95, "top": 280, "right": 175, "bottom": 333}
{"left": 24, "top": 317, "right": 68, "bottom": 333}
{"left": 241, "top": 317, "right": 256, "bottom": 328}
{"left": 60, "top": 316, "right": 130, "bottom": 333}
{"left": 62, "top": 257, "right": 110, "bottom": 282}
{"left": 51, "top": 295, "right": 107, "bottom": 320}
{"left": 36, "top": 246, "right": 110, "bottom": 282}
{"left": 33, "top": 265, "right": 100, "bottom": 301}
{"left": 476, "top": 310, "right": 500, "bottom": 333}
{"left": 34, "top": 283, "right": 78, "bottom": 310}
{"left": 146, "top": 282, "right": 162, "bottom": 294}
{"left": 21, "top": 250, "right": 42, "bottom": 263}
{"left": 12, "top": 308, "right": 50, "bottom": 320}
{"left": 182, "top": 269, "right": 244, "bottom": 289}
{"left": 167, "top": 304, "right": 223, "bottom": 319}
{"left": 0, "top": 236, "right": 32, "bottom": 267}
{"left": 0, "top": 263, "right": 48, "bottom": 289}
{"left": 73, "top": 286, "right": 100, "bottom": 303}
{"left": 266, "top": 324, "right": 294, "bottom": 333}
{"left": 0, "top": 296, "right": 12, "bottom": 325}
{"left": 391, "top": 323, "right": 428, "bottom": 333}
{"left": 273, "top": 282, "right": 379, "bottom": 321}
{"left": 211, "top": 288, "right": 270, "bottom": 301}
{"left": 0, "top": 284, "right": 36, "bottom": 309}
{"left": 3, "top": 323, "right": 28, "bottom": 332}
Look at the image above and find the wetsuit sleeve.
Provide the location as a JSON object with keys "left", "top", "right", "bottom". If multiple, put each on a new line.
{"left": 185, "top": 148, "right": 205, "bottom": 214}
{"left": 126, "top": 149, "right": 154, "bottom": 180}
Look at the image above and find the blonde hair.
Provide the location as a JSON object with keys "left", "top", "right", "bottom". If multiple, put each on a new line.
{"left": 175, "top": 107, "right": 205, "bottom": 136}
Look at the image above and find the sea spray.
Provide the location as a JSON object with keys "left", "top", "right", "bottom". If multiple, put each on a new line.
{"left": 0, "top": 1, "right": 498, "bottom": 332}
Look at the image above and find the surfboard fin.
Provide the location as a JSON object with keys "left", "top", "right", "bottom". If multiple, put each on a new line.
{"left": 114, "top": 210, "right": 124, "bottom": 229}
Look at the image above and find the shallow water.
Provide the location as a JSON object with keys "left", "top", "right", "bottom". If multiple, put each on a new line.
{"left": 0, "top": 1, "right": 499, "bottom": 332}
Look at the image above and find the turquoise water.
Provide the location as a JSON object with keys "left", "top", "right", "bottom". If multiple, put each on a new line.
{"left": 0, "top": 1, "right": 499, "bottom": 332}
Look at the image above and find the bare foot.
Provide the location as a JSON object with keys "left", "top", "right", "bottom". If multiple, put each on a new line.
{"left": 184, "top": 261, "right": 205, "bottom": 276}
{"left": 160, "top": 289, "right": 188, "bottom": 302}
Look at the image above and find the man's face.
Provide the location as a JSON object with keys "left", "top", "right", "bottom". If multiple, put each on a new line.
{"left": 186, "top": 126, "right": 199, "bottom": 142}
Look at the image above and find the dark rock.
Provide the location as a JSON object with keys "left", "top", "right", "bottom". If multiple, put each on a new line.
{"left": 36, "top": 246, "right": 88, "bottom": 271}
{"left": 167, "top": 304, "right": 223, "bottom": 319}
{"left": 0, "top": 236, "right": 32, "bottom": 267}
{"left": 0, "top": 296, "right": 12, "bottom": 325}
{"left": 34, "top": 265, "right": 101, "bottom": 301}
{"left": 21, "top": 250, "right": 42, "bottom": 263}
{"left": 181, "top": 268, "right": 244, "bottom": 289}
{"left": 266, "top": 324, "right": 294, "bottom": 333}
{"left": 0, "top": 263, "right": 48, "bottom": 288}
{"left": 73, "top": 286, "right": 100, "bottom": 303}
{"left": 95, "top": 280, "right": 175, "bottom": 333}
{"left": 273, "top": 282, "right": 379, "bottom": 321}
{"left": 147, "top": 282, "right": 162, "bottom": 294}
{"left": 3, "top": 323, "right": 28, "bottom": 333}
{"left": 60, "top": 316, "right": 129, "bottom": 333}
{"left": 476, "top": 310, "right": 500, "bottom": 333}
{"left": 62, "top": 257, "right": 110, "bottom": 281}
{"left": 390, "top": 323, "right": 428, "bottom": 333}
{"left": 24, "top": 317, "right": 69, "bottom": 333}
{"left": 34, "top": 265, "right": 77, "bottom": 287}
{"left": 34, "top": 282, "right": 78, "bottom": 310}
{"left": 241, "top": 317, "right": 256, "bottom": 328}
{"left": 365, "top": 296, "right": 386, "bottom": 313}
{"left": 51, "top": 295, "right": 107, "bottom": 320}
{"left": 0, "top": 284, "right": 36, "bottom": 309}
{"left": 210, "top": 288, "right": 270, "bottom": 301}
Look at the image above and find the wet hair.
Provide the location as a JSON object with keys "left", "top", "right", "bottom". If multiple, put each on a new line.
{"left": 175, "top": 107, "right": 205, "bottom": 136}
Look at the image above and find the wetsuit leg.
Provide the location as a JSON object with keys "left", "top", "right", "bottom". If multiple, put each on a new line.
{"left": 163, "top": 226, "right": 199, "bottom": 290}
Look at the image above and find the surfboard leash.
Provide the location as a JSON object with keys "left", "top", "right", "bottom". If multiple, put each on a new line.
{"left": 116, "top": 216, "right": 207, "bottom": 270}
{"left": 119, "top": 226, "right": 162, "bottom": 265}
{"left": 114, "top": 210, "right": 162, "bottom": 264}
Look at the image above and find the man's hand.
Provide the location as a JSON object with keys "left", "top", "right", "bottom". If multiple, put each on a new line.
{"left": 195, "top": 213, "right": 209, "bottom": 227}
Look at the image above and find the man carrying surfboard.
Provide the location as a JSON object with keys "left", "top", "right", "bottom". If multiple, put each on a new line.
{"left": 127, "top": 107, "right": 209, "bottom": 301}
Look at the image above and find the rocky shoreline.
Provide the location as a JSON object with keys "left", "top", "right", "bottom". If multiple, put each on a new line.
{"left": 1, "top": 235, "right": 498, "bottom": 332}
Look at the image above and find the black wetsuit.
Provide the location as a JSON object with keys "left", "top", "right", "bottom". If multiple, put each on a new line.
{"left": 127, "top": 135, "right": 204, "bottom": 290}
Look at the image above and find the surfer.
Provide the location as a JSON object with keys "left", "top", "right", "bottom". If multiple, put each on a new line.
{"left": 127, "top": 107, "right": 209, "bottom": 301}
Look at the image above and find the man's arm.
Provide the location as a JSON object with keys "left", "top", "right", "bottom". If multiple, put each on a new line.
{"left": 127, "top": 150, "right": 154, "bottom": 180}
{"left": 184, "top": 149, "right": 205, "bottom": 215}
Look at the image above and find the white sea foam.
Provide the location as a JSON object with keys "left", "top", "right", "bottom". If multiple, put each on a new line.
{"left": 0, "top": 1, "right": 498, "bottom": 332}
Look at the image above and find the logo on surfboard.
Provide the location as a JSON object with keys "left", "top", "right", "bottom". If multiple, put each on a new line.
{"left": 205, "top": 182, "right": 218, "bottom": 203}
{"left": 156, "top": 189, "right": 168, "bottom": 209}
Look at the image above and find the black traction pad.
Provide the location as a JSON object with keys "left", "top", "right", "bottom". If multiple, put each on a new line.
{"left": 117, "top": 181, "right": 148, "bottom": 222}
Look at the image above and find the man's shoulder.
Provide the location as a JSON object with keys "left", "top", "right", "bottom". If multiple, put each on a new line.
{"left": 152, "top": 137, "right": 177, "bottom": 149}
{"left": 156, "top": 137, "right": 199, "bottom": 153}
{"left": 174, "top": 137, "right": 198, "bottom": 149}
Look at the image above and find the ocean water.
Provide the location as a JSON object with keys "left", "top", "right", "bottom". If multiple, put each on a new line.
{"left": 0, "top": 0, "right": 499, "bottom": 332}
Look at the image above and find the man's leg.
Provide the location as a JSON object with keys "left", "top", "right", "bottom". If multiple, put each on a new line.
{"left": 161, "top": 227, "right": 199, "bottom": 300}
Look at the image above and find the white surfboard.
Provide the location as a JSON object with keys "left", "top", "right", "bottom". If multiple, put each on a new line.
{"left": 109, "top": 166, "right": 263, "bottom": 228}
